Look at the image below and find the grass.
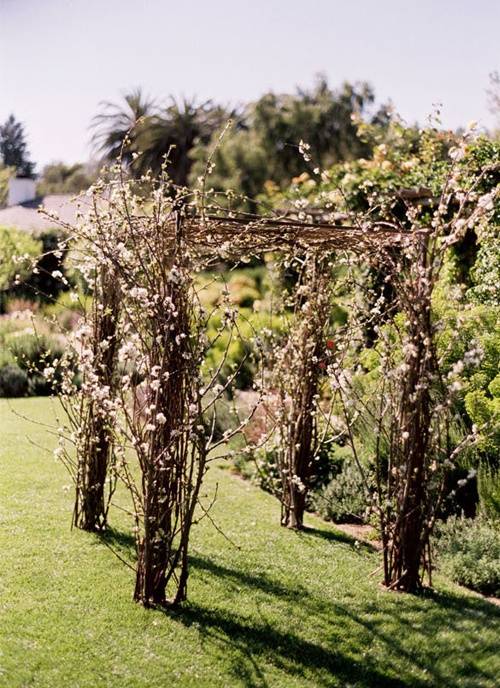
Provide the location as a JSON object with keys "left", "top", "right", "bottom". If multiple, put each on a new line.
{"left": 1, "top": 398, "right": 499, "bottom": 688}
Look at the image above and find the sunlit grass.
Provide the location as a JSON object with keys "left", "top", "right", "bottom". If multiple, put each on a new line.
{"left": 1, "top": 398, "right": 498, "bottom": 688}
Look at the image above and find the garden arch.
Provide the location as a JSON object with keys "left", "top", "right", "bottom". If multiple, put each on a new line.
{"left": 57, "top": 191, "right": 431, "bottom": 605}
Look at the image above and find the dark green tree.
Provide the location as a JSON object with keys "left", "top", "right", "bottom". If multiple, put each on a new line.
{"left": 0, "top": 114, "right": 35, "bottom": 177}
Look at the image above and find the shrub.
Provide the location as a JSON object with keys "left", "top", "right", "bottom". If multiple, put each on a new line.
{"left": 7, "top": 331, "right": 62, "bottom": 368}
{"left": 14, "top": 228, "right": 71, "bottom": 304}
{"left": 204, "top": 310, "right": 260, "bottom": 391}
{"left": 236, "top": 436, "right": 346, "bottom": 502}
{"left": 309, "top": 460, "right": 367, "bottom": 523}
{"left": 464, "top": 372, "right": 500, "bottom": 462}
{"left": 36, "top": 161, "right": 95, "bottom": 196}
{"left": 0, "top": 315, "right": 34, "bottom": 342}
{"left": 0, "top": 166, "right": 12, "bottom": 207}
{"left": 435, "top": 516, "right": 500, "bottom": 597}
{"left": 6, "top": 332, "right": 65, "bottom": 395}
{"left": 0, "top": 364, "right": 29, "bottom": 397}
{"left": 248, "top": 444, "right": 282, "bottom": 494}
{"left": 0, "top": 226, "right": 42, "bottom": 306}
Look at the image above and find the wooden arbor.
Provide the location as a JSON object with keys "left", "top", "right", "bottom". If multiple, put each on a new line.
{"left": 61, "top": 196, "right": 405, "bottom": 606}
{"left": 174, "top": 210, "right": 404, "bottom": 530}
{"left": 125, "top": 207, "right": 404, "bottom": 603}
{"left": 160, "top": 211, "right": 402, "bottom": 258}
{"left": 55, "top": 147, "right": 494, "bottom": 598}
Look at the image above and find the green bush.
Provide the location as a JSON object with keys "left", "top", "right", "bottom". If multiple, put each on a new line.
{"left": 7, "top": 332, "right": 62, "bottom": 368}
{"left": 36, "top": 161, "right": 95, "bottom": 196}
{"left": 248, "top": 444, "right": 282, "bottom": 494}
{"left": 464, "top": 371, "right": 500, "bottom": 463}
{"left": 0, "top": 166, "right": 12, "bottom": 208}
{"left": 204, "top": 308, "right": 280, "bottom": 391}
{"left": 0, "top": 347, "right": 15, "bottom": 368}
{"left": 13, "top": 228, "right": 71, "bottom": 305}
{"left": 232, "top": 443, "right": 281, "bottom": 494}
{"left": 435, "top": 516, "right": 500, "bottom": 597}
{"left": 0, "top": 364, "right": 29, "bottom": 397}
{"left": 0, "top": 316, "right": 33, "bottom": 342}
{"left": 6, "top": 332, "right": 65, "bottom": 395}
{"left": 0, "top": 226, "right": 42, "bottom": 305}
{"left": 309, "top": 459, "right": 367, "bottom": 523}
{"left": 236, "top": 436, "right": 347, "bottom": 503}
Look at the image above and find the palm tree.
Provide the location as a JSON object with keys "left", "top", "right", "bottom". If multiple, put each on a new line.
{"left": 92, "top": 91, "right": 230, "bottom": 186}
{"left": 135, "top": 97, "right": 228, "bottom": 186}
{"left": 91, "top": 88, "right": 154, "bottom": 166}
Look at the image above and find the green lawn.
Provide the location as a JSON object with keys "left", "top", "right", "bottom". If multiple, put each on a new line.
{"left": 1, "top": 398, "right": 499, "bottom": 688}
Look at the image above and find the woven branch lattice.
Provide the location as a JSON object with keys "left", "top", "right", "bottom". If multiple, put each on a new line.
{"left": 128, "top": 211, "right": 408, "bottom": 260}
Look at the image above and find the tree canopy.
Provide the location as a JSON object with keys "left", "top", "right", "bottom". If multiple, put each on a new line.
{"left": 90, "top": 78, "right": 391, "bottom": 202}
{"left": 36, "top": 161, "right": 97, "bottom": 196}
{"left": 189, "top": 77, "right": 391, "bottom": 209}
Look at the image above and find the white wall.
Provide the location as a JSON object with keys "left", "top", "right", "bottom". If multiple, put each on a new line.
{"left": 7, "top": 177, "right": 37, "bottom": 206}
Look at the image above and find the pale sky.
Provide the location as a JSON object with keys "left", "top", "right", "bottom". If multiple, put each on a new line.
{"left": 0, "top": 0, "right": 498, "bottom": 171}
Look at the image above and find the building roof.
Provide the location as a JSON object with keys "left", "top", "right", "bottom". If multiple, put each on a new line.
{"left": 0, "top": 194, "right": 84, "bottom": 233}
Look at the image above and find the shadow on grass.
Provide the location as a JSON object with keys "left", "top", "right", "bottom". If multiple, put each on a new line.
{"left": 190, "top": 555, "right": 309, "bottom": 602}
{"left": 91, "top": 527, "right": 498, "bottom": 687}
{"left": 298, "top": 524, "right": 378, "bottom": 553}
{"left": 173, "top": 554, "right": 499, "bottom": 688}
{"left": 93, "top": 526, "right": 137, "bottom": 563}
{"left": 175, "top": 602, "right": 409, "bottom": 688}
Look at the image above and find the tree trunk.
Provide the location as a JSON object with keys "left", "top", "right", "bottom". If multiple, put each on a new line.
{"left": 282, "top": 483, "right": 307, "bottom": 529}
{"left": 277, "top": 254, "right": 330, "bottom": 530}
{"left": 385, "top": 257, "right": 433, "bottom": 592}
{"left": 75, "top": 414, "right": 110, "bottom": 531}
{"left": 74, "top": 271, "right": 120, "bottom": 533}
